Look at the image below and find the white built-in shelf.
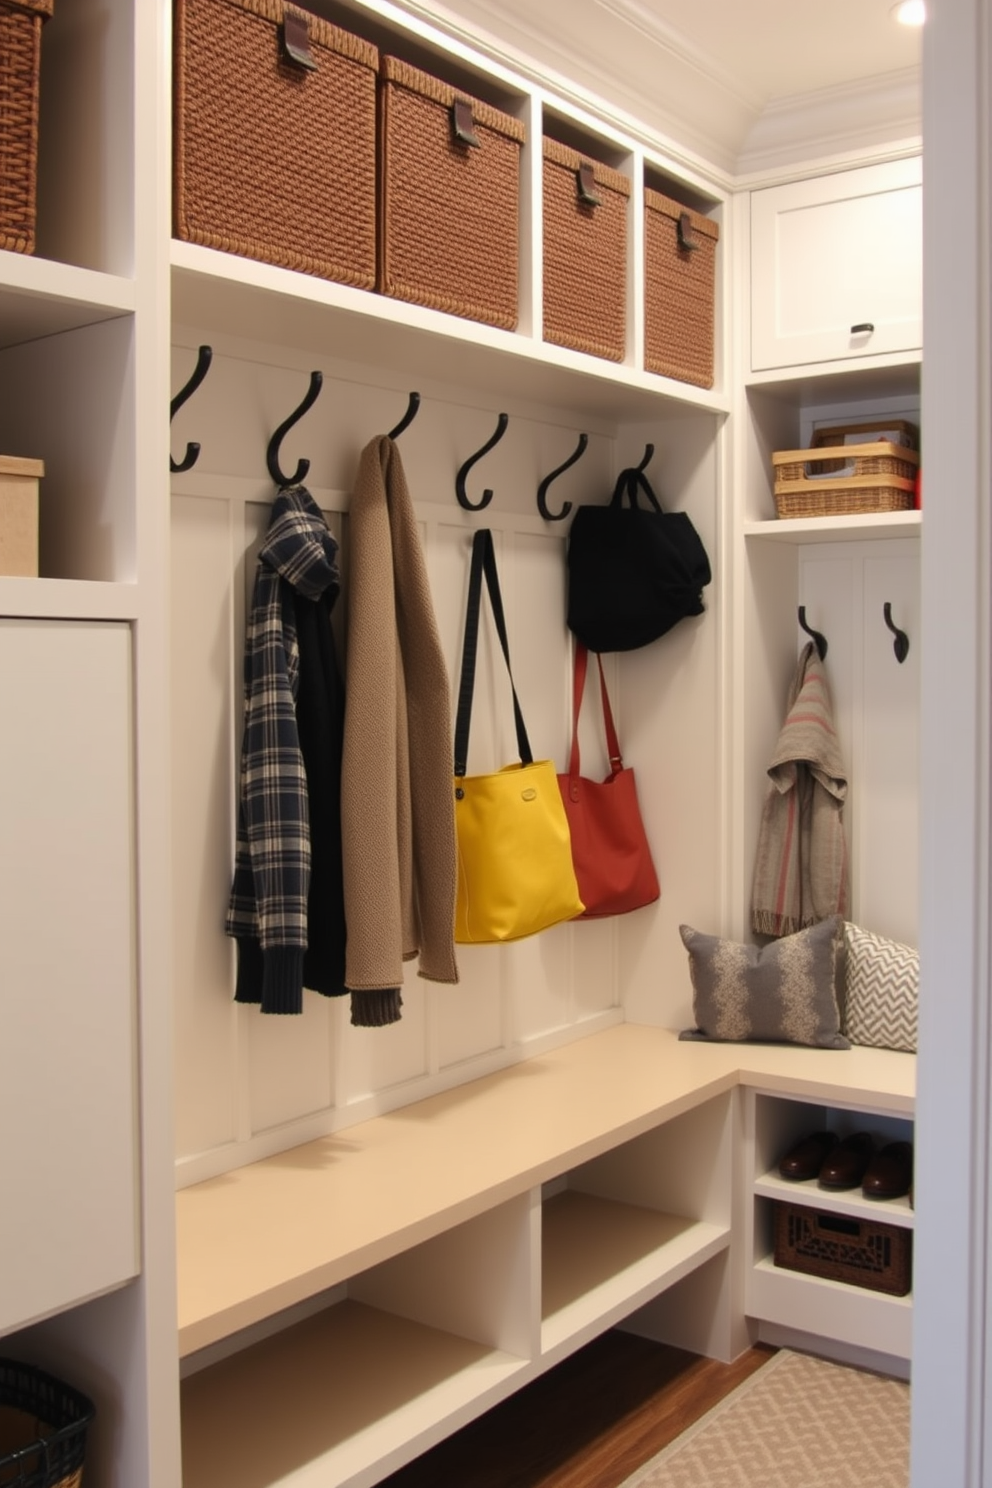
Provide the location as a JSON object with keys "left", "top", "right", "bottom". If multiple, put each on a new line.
{"left": 180, "top": 1300, "right": 529, "bottom": 1488}
{"left": 744, "top": 353, "right": 922, "bottom": 404}
{"left": 0, "top": 578, "right": 140, "bottom": 622}
{"left": 540, "top": 1190, "right": 729, "bottom": 1356}
{"left": 176, "top": 1025, "right": 915, "bottom": 1358}
{"left": 748, "top": 1255, "right": 913, "bottom": 1360}
{"left": 744, "top": 510, "right": 921, "bottom": 543}
{"left": 0, "top": 252, "right": 134, "bottom": 351}
{"left": 753, "top": 1170, "right": 915, "bottom": 1229}
{"left": 170, "top": 240, "right": 730, "bottom": 423}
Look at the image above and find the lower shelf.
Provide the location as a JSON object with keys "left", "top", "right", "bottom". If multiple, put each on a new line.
{"left": 541, "top": 1191, "right": 730, "bottom": 1357}
{"left": 180, "top": 1300, "right": 529, "bottom": 1488}
{"left": 747, "top": 1256, "right": 912, "bottom": 1361}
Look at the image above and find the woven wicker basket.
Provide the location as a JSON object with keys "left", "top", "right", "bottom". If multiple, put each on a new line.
{"left": 0, "top": 0, "right": 53, "bottom": 256}
{"left": 644, "top": 189, "right": 719, "bottom": 388}
{"left": 173, "top": 0, "right": 378, "bottom": 287}
{"left": 377, "top": 57, "right": 524, "bottom": 330}
{"left": 542, "top": 139, "right": 630, "bottom": 362}
{"left": 772, "top": 441, "right": 919, "bottom": 519}
{"left": 0, "top": 1358, "right": 95, "bottom": 1488}
{"left": 774, "top": 1201, "right": 912, "bottom": 1296}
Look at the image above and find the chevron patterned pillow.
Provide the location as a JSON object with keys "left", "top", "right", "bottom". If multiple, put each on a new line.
{"left": 842, "top": 922, "right": 918, "bottom": 1053}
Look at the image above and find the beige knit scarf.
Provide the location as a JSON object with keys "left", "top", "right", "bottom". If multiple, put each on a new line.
{"left": 341, "top": 436, "right": 459, "bottom": 1024}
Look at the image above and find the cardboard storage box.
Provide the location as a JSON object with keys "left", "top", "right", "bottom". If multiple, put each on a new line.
{"left": 0, "top": 456, "right": 41, "bottom": 576}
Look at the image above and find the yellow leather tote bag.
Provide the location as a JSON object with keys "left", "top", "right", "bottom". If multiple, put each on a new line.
{"left": 454, "top": 529, "right": 584, "bottom": 943}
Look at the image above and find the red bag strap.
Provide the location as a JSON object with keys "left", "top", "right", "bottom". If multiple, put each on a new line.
{"left": 569, "top": 643, "right": 624, "bottom": 778}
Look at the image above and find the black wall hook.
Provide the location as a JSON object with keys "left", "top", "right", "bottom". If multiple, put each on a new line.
{"left": 883, "top": 602, "right": 910, "bottom": 663}
{"left": 266, "top": 370, "right": 323, "bottom": 487}
{"left": 455, "top": 413, "right": 509, "bottom": 511}
{"left": 635, "top": 443, "right": 655, "bottom": 474}
{"left": 388, "top": 391, "right": 421, "bottom": 441}
{"left": 798, "top": 606, "right": 828, "bottom": 660}
{"left": 537, "top": 433, "right": 588, "bottom": 521}
{"left": 170, "top": 344, "right": 213, "bottom": 473}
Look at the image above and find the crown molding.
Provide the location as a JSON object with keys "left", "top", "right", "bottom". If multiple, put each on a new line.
{"left": 737, "top": 67, "right": 922, "bottom": 176}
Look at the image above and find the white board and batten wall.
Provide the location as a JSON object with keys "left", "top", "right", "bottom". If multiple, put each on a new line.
{"left": 1, "top": 0, "right": 957, "bottom": 1483}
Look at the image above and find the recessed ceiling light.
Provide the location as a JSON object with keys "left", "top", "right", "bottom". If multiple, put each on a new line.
{"left": 891, "top": 0, "right": 926, "bottom": 24}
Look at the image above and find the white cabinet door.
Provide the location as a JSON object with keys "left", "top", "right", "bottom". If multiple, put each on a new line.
{"left": 0, "top": 620, "right": 138, "bottom": 1335}
{"left": 751, "top": 158, "right": 922, "bottom": 372}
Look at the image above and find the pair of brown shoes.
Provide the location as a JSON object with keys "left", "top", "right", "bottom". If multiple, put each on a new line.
{"left": 777, "top": 1130, "right": 913, "bottom": 1199}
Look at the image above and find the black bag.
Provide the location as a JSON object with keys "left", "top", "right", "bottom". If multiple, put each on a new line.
{"left": 566, "top": 465, "right": 711, "bottom": 652}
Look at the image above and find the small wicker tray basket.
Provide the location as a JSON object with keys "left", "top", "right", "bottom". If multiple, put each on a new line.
{"left": 772, "top": 441, "right": 919, "bottom": 519}
{"left": 0, "top": 1358, "right": 95, "bottom": 1488}
{"left": 0, "top": 0, "right": 53, "bottom": 255}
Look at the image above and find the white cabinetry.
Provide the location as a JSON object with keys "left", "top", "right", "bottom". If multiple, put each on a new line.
{"left": 744, "top": 1089, "right": 914, "bottom": 1369}
{"left": 0, "top": 620, "right": 138, "bottom": 1336}
{"left": 750, "top": 157, "right": 922, "bottom": 372}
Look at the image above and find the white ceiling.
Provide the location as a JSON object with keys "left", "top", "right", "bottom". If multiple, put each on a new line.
{"left": 415, "top": 0, "right": 924, "bottom": 175}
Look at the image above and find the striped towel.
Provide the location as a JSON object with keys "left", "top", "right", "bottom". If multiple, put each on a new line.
{"left": 751, "top": 642, "right": 849, "bottom": 938}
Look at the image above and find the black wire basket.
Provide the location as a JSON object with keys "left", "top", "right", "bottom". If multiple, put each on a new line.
{"left": 0, "top": 1359, "right": 95, "bottom": 1488}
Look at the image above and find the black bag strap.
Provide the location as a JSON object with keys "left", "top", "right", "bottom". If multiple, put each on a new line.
{"left": 454, "top": 528, "right": 533, "bottom": 778}
{"left": 609, "top": 465, "right": 664, "bottom": 513}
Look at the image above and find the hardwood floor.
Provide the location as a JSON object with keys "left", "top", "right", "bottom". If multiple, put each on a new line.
{"left": 377, "top": 1331, "right": 776, "bottom": 1488}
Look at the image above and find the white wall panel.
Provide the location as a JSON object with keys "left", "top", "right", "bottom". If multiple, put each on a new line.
{"left": 171, "top": 494, "right": 240, "bottom": 1158}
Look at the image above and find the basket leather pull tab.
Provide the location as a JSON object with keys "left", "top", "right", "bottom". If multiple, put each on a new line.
{"left": 282, "top": 8, "right": 318, "bottom": 71}
{"left": 677, "top": 211, "right": 700, "bottom": 251}
{"left": 577, "top": 162, "right": 603, "bottom": 207}
{"left": 451, "top": 99, "right": 481, "bottom": 147}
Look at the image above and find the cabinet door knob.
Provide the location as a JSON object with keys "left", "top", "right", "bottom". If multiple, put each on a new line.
{"left": 850, "top": 322, "right": 875, "bottom": 335}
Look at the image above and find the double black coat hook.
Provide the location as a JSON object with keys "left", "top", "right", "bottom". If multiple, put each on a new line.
{"left": 455, "top": 413, "right": 509, "bottom": 511}
{"left": 170, "top": 344, "right": 213, "bottom": 473}
{"left": 798, "top": 606, "right": 828, "bottom": 661}
{"left": 266, "top": 370, "right": 323, "bottom": 487}
{"left": 388, "top": 391, "right": 421, "bottom": 441}
{"left": 883, "top": 602, "right": 910, "bottom": 663}
{"left": 537, "top": 433, "right": 588, "bottom": 521}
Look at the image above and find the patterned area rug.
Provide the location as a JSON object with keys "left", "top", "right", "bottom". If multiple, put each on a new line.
{"left": 621, "top": 1348, "right": 910, "bottom": 1488}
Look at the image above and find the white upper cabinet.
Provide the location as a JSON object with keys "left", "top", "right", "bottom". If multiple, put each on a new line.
{"left": 750, "top": 157, "right": 922, "bottom": 373}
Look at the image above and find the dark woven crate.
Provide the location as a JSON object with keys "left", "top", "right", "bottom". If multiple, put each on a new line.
{"left": 0, "top": 0, "right": 53, "bottom": 255}
{"left": 644, "top": 189, "right": 719, "bottom": 389}
{"left": 543, "top": 139, "right": 630, "bottom": 362}
{"left": 173, "top": 0, "right": 378, "bottom": 288}
{"left": 0, "top": 1358, "right": 95, "bottom": 1488}
{"left": 774, "top": 1200, "right": 912, "bottom": 1296}
{"left": 378, "top": 56, "right": 525, "bottom": 330}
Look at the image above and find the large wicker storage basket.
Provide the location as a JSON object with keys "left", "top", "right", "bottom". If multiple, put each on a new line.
{"left": 542, "top": 139, "right": 630, "bottom": 362}
{"left": 772, "top": 441, "right": 919, "bottom": 519}
{"left": 377, "top": 57, "right": 525, "bottom": 330}
{"left": 774, "top": 1200, "right": 912, "bottom": 1297}
{"left": 0, "top": 0, "right": 52, "bottom": 255}
{"left": 644, "top": 189, "right": 719, "bottom": 389}
{"left": 0, "top": 1358, "right": 95, "bottom": 1488}
{"left": 173, "top": 0, "right": 378, "bottom": 288}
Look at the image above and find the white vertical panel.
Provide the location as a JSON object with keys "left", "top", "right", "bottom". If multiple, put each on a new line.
{"left": 337, "top": 981, "right": 429, "bottom": 1106}
{"left": 171, "top": 494, "right": 240, "bottom": 1158}
{"left": 436, "top": 950, "right": 504, "bottom": 1069}
{"left": 247, "top": 996, "right": 335, "bottom": 1132}
{"left": 0, "top": 620, "right": 137, "bottom": 1332}
{"left": 860, "top": 552, "right": 920, "bottom": 944}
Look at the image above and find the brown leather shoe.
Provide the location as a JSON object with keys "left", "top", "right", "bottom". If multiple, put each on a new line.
{"left": 862, "top": 1140, "right": 914, "bottom": 1200}
{"left": 818, "top": 1131, "right": 874, "bottom": 1190}
{"left": 778, "top": 1130, "right": 837, "bottom": 1181}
